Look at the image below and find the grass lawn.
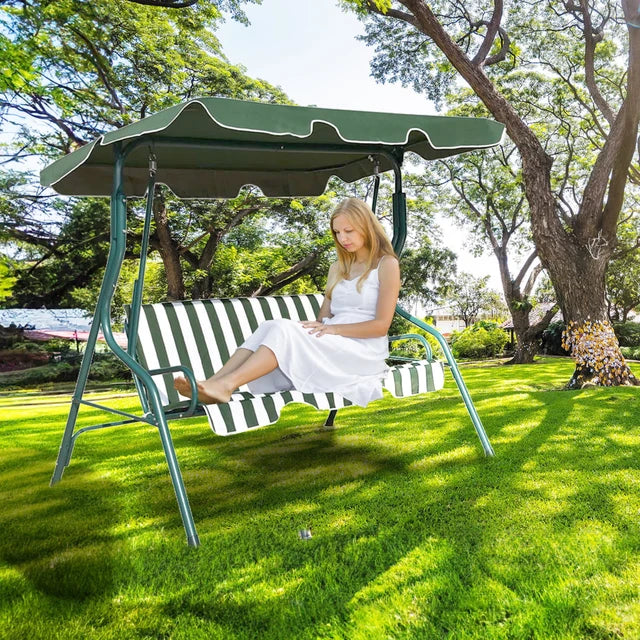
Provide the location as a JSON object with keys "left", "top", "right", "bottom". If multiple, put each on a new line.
{"left": 1, "top": 357, "right": 639, "bottom": 639}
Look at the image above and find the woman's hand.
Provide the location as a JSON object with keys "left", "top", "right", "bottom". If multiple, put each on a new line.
{"left": 300, "top": 320, "right": 338, "bottom": 337}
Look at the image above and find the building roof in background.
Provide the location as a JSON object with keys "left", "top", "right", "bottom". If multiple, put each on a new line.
{"left": 500, "top": 303, "right": 562, "bottom": 329}
{"left": 23, "top": 329, "right": 128, "bottom": 349}
{"left": 0, "top": 309, "right": 128, "bottom": 347}
{"left": 0, "top": 308, "right": 92, "bottom": 331}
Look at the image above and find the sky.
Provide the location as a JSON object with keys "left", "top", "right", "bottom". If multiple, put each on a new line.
{"left": 216, "top": 0, "right": 502, "bottom": 292}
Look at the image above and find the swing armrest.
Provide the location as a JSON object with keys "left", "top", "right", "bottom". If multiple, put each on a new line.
{"left": 147, "top": 365, "right": 199, "bottom": 417}
{"left": 388, "top": 333, "right": 433, "bottom": 361}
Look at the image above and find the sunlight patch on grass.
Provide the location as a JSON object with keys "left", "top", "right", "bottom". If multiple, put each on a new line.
{"left": 343, "top": 542, "right": 453, "bottom": 639}
{"left": 319, "top": 480, "right": 365, "bottom": 499}
{"left": 408, "top": 445, "right": 480, "bottom": 474}
{"left": 512, "top": 474, "right": 579, "bottom": 500}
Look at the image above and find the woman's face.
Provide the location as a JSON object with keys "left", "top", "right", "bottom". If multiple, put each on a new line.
{"left": 332, "top": 214, "right": 366, "bottom": 256}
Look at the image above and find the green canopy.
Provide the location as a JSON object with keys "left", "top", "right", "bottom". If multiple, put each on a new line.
{"left": 40, "top": 97, "right": 505, "bottom": 198}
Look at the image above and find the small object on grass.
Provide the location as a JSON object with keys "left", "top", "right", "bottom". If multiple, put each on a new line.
{"left": 298, "top": 528, "right": 313, "bottom": 540}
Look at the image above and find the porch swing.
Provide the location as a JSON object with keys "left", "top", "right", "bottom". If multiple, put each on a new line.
{"left": 40, "top": 97, "right": 504, "bottom": 547}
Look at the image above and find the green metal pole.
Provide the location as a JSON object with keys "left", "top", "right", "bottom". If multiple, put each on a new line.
{"left": 391, "top": 192, "right": 407, "bottom": 257}
{"left": 386, "top": 150, "right": 494, "bottom": 457}
{"left": 103, "top": 145, "right": 200, "bottom": 547}
{"left": 395, "top": 306, "right": 495, "bottom": 457}
{"left": 126, "top": 157, "right": 157, "bottom": 415}
{"left": 50, "top": 287, "right": 111, "bottom": 483}
{"left": 50, "top": 142, "right": 129, "bottom": 485}
{"left": 52, "top": 141, "right": 200, "bottom": 547}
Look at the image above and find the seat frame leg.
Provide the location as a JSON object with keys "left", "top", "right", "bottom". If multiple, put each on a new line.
{"left": 323, "top": 409, "right": 338, "bottom": 428}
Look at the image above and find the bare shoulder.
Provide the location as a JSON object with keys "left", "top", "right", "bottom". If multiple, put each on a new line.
{"left": 378, "top": 255, "right": 400, "bottom": 276}
{"left": 325, "top": 261, "right": 340, "bottom": 291}
{"left": 327, "top": 261, "right": 341, "bottom": 281}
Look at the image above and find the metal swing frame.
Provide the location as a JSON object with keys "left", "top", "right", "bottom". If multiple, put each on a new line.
{"left": 50, "top": 136, "right": 494, "bottom": 548}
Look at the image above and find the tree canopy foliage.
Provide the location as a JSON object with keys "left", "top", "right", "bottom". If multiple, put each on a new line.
{"left": 347, "top": 0, "right": 640, "bottom": 386}
{"left": 0, "top": 0, "right": 457, "bottom": 311}
{"left": 0, "top": 0, "right": 336, "bottom": 307}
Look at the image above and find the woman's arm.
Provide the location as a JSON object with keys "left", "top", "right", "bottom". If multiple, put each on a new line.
{"left": 316, "top": 262, "right": 339, "bottom": 322}
{"left": 303, "top": 256, "right": 401, "bottom": 339}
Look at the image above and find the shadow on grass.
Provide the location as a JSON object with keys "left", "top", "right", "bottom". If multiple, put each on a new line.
{"left": 0, "top": 457, "right": 123, "bottom": 601}
{"left": 156, "top": 381, "right": 639, "bottom": 637}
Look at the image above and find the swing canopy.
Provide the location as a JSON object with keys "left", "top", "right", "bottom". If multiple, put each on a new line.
{"left": 40, "top": 97, "right": 504, "bottom": 198}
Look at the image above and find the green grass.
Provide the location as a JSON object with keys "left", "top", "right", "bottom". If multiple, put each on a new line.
{"left": 1, "top": 358, "right": 639, "bottom": 639}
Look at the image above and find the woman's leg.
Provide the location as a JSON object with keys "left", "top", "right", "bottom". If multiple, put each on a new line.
{"left": 174, "top": 347, "right": 253, "bottom": 397}
{"left": 176, "top": 345, "right": 279, "bottom": 404}
{"left": 207, "top": 348, "right": 254, "bottom": 380}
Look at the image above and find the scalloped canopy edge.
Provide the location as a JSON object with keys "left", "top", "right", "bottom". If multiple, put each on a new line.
{"left": 40, "top": 97, "right": 505, "bottom": 198}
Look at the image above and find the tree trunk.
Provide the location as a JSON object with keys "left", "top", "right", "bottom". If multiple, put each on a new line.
{"left": 538, "top": 235, "right": 639, "bottom": 388}
{"left": 509, "top": 337, "right": 538, "bottom": 364}
{"left": 507, "top": 308, "right": 540, "bottom": 364}
{"left": 152, "top": 189, "right": 185, "bottom": 301}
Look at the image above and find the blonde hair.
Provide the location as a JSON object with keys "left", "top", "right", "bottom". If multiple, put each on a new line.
{"left": 327, "top": 197, "right": 397, "bottom": 298}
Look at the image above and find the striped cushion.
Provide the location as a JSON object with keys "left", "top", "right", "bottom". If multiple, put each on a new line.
{"left": 132, "top": 295, "right": 323, "bottom": 406}
{"left": 384, "top": 360, "right": 445, "bottom": 398}
{"left": 128, "top": 294, "right": 444, "bottom": 436}
{"left": 204, "top": 390, "right": 354, "bottom": 436}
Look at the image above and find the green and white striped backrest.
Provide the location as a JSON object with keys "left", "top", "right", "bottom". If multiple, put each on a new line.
{"left": 128, "top": 294, "right": 324, "bottom": 406}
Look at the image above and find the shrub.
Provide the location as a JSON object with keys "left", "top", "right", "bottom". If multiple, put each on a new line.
{"left": 0, "top": 362, "right": 78, "bottom": 388}
{"left": 0, "top": 349, "right": 50, "bottom": 372}
{"left": 450, "top": 322, "right": 508, "bottom": 359}
{"left": 620, "top": 346, "right": 640, "bottom": 360}
{"left": 0, "top": 352, "right": 131, "bottom": 389}
{"left": 541, "top": 321, "right": 569, "bottom": 355}
{"left": 613, "top": 322, "right": 640, "bottom": 347}
{"left": 89, "top": 353, "right": 132, "bottom": 381}
{"left": 388, "top": 315, "right": 441, "bottom": 360}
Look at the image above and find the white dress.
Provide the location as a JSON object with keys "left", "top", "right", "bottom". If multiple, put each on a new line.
{"left": 240, "top": 264, "right": 389, "bottom": 407}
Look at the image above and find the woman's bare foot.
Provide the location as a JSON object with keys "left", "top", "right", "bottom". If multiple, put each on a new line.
{"left": 173, "top": 376, "right": 193, "bottom": 398}
{"left": 173, "top": 376, "right": 233, "bottom": 404}
{"left": 195, "top": 378, "right": 233, "bottom": 404}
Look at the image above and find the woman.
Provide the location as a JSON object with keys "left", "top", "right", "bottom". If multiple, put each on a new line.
{"left": 174, "top": 197, "right": 401, "bottom": 407}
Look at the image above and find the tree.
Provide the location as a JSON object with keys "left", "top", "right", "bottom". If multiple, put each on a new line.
{"left": 606, "top": 220, "right": 640, "bottom": 322}
{"left": 125, "top": 0, "right": 199, "bottom": 7}
{"left": 447, "top": 272, "right": 493, "bottom": 327}
{"left": 349, "top": 0, "right": 640, "bottom": 388}
{"left": 0, "top": 0, "right": 333, "bottom": 306}
{"left": 0, "top": 255, "right": 15, "bottom": 303}
{"left": 422, "top": 139, "right": 557, "bottom": 363}
{"left": 121, "top": 0, "right": 256, "bottom": 13}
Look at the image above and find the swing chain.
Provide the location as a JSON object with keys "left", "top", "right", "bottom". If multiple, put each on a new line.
{"left": 368, "top": 154, "right": 380, "bottom": 177}
{"left": 148, "top": 150, "right": 157, "bottom": 177}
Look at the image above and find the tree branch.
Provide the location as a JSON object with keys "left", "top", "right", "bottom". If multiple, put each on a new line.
{"left": 390, "top": 0, "right": 563, "bottom": 257}
{"left": 530, "top": 303, "right": 560, "bottom": 333}
{"left": 68, "top": 26, "right": 125, "bottom": 114}
{"left": 522, "top": 259, "right": 543, "bottom": 297}
{"left": 124, "top": 0, "right": 199, "bottom": 7}
{"left": 251, "top": 248, "right": 324, "bottom": 297}
{"left": 471, "top": 1, "right": 508, "bottom": 67}
{"left": 579, "top": 0, "right": 616, "bottom": 126}
{"left": 365, "top": 0, "right": 418, "bottom": 28}
{"left": 601, "top": 18, "right": 640, "bottom": 236}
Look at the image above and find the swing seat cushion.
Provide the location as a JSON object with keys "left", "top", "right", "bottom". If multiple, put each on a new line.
{"left": 129, "top": 295, "right": 445, "bottom": 436}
